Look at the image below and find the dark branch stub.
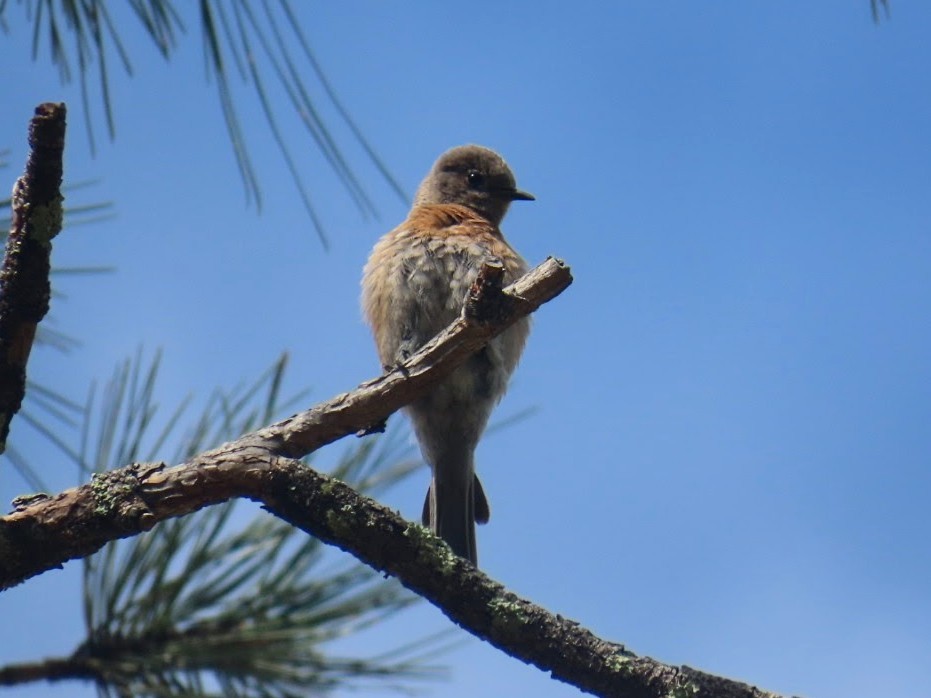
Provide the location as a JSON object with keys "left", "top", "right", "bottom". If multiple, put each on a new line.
{"left": 0, "top": 103, "right": 67, "bottom": 454}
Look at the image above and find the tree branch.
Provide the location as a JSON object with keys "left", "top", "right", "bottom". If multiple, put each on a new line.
{"left": 0, "top": 103, "right": 67, "bottom": 454}
{"left": 0, "top": 256, "right": 572, "bottom": 587}
{"left": 0, "top": 254, "right": 784, "bottom": 697}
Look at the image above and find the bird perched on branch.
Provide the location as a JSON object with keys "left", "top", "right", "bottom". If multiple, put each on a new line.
{"left": 361, "top": 145, "right": 533, "bottom": 564}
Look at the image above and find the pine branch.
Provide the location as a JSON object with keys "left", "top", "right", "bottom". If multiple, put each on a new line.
{"left": 0, "top": 102, "right": 66, "bottom": 454}
{"left": 0, "top": 656, "right": 100, "bottom": 685}
{"left": 5, "top": 1, "right": 406, "bottom": 239}
{"left": 871, "top": 0, "right": 891, "bottom": 23}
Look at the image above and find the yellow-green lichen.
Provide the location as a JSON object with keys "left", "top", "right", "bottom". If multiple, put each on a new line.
{"left": 403, "top": 523, "right": 458, "bottom": 569}
{"left": 26, "top": 197, "right": 64, "bottom": 247}
{"left": 90, "top": 470, "right": 135, "bottom": 517}
{"left": 325, "top": 508, "right": 355, "bottom": 538}
{"left": 604, "top": 653, "right": 632, "bottom": 674}
{"left": 320, "top": 479, "right": 340, "bottom": 496}
{"left": 488, "top": 596, "right": 529, "bottom": 632}
{"left": 666, "top": 678, "right": 700, "bottom": 698}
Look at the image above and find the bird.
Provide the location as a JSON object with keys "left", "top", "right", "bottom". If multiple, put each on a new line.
{"left": 361, "top": 144, "right": 533, "bottom": 564}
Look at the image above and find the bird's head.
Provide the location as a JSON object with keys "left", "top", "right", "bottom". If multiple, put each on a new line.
{"left": 414, "top": 145, "right": 534, "bottom": 226}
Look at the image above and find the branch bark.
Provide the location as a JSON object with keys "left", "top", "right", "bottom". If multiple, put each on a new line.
{"left": 0, "top": 103, "right": 67, "bottom": 453}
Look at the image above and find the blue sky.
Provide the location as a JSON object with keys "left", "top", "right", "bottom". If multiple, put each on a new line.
{"left": 1, "top": 2, "right": 929, "bottom": 697}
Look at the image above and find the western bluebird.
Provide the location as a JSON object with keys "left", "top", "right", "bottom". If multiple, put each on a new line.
{"left": 361, "top": 144, "right": 533, "bottom": 564}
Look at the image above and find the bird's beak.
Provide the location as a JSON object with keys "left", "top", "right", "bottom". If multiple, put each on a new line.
{"left": 510, "top": 189, "right": 535, "bottom": 201}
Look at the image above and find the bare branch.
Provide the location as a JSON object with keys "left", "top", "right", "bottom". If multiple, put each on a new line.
{"left": 0, "top": 256, "right": 572, "bottom": 587}
{"left": 0, "top": 103, "right": 67, "bottom": 454}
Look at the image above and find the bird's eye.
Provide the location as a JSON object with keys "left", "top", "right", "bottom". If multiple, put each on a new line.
{"left": 467, "top": 171, "right": 486, "bottom": 189}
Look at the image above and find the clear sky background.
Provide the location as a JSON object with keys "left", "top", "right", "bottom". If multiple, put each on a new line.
{"left": 2, "top": 2, "right": 929, "bottom": 697}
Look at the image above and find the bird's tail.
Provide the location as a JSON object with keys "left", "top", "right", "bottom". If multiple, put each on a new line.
{"left": 421, "top": 468, "right": 490, "bottom": 565}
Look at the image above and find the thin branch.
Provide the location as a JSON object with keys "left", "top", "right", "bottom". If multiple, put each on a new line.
{"left": 0, "top": 102, "right": 67, "bottom": 454}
